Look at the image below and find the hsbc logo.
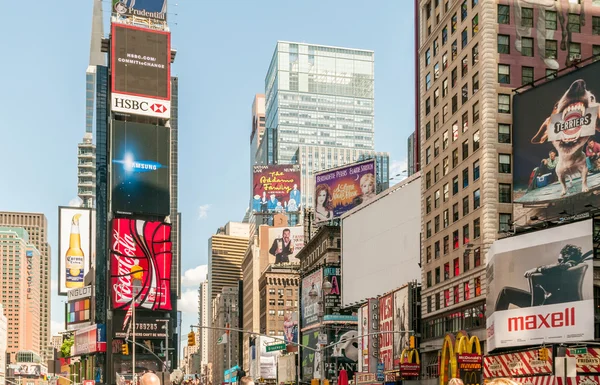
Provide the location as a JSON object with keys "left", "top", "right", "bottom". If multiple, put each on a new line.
{"left": 507, "top": 307, "right": 575, "bottom": 332}
{"left": 112, "top": 95, "right": 170, "bottom": 118}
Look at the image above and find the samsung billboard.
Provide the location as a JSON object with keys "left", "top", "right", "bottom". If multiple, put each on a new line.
{"left": 513, "top": 60, "right": 600, "bottom": 225}
{"left": 486, "top": 220, "right": 594, "bottom": 351}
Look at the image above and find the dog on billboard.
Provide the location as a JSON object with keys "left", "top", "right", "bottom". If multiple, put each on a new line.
{"left": 531, "top": 79, "right": 600, "bottom": 196}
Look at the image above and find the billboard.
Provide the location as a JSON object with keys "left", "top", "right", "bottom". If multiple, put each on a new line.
{"left": 314, "top": 159, "right": 376, "bottom": 223}
{"left": 513, "top": 61, "right": 600, "bottom": 225}
{"left": 341, "top": 176, "right": 421, "bottom": 307}
{"left": 323, "top": 266, "right": 356, "bottom": 322}
{"left": 393, "top": 287, "right": 410, "bottom": 369}
{"left": 486, "top": 220, "right": 594, "bottom": 351}
{"left": 252, "top": 165, "right": 301, "bottom": 213}
{"left": 112, "top": 312, "right": 168, "bottom": 339}
{"left": 300, "top": 330, "right": 320, "bottom": 381}
{"left": 73, "top": 324, "right": 107, "bottom": 356}
{"left": 266, "top": 226, "right": 304, "bottom": 265}
{"left": 111, "top": 24, "right": 171, "bottom": 118}
{"left": 379, "top": 294, "right": 394, "bottom": 371}
{"left": 112, "top": 0, "right": 167, "bottom": 22}
{"left": 66, "top": 285, "right": 92, "bottom": 330}
{"left": 301, "top": 269, "right": 322, "bottom": 328}
{"left": 258, "top": 336, "right": 280, "bottom": 380}
{"left": 283, "top": 312, "right": 298, "bottom": 345}
{"left": 9, "top": 364, "right": 47, "bottom": 377}
{"left": 111, "top": 121, "right": 170, "bottom": 216}
{"left": 328, "top": 328, "right": 359, "bottom": 379}
{"left": 110, "top": 218, "right": 172, "bottom": 311}
{"left": 58, "top": 207, "right": 93, "bottom": 295}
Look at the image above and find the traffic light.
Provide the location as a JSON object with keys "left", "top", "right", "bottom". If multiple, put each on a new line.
{"left": 121, "top": 343, "right": 129, "bottom": 355}
{"left": 539, "top": 347, "right": 548, "bottom": 361}
{"left": 188, "top": 331, "right": 196, "bottom": 346}
{"left": 409, "top": 335, "right": 415, "bottom": 349}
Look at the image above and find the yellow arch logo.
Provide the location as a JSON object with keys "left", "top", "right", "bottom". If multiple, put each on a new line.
{"left": 400, "top": 348, "right": 421, "bottom": 364}
{"left": 439, "top": 332, "right": 481, "bottom": 385}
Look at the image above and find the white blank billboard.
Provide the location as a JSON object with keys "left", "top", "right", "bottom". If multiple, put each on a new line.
{"left": 341, "top": 176, "right": 421, "bottom": 307}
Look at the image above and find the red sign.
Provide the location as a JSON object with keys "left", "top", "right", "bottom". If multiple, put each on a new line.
{"left": 484, "top": 348, "right": 553, "bottom": 378}
{"left": 400, "top": 363, "right": 420, "bottom": 377}
{"left": 83, "top": 380, "right": 95, "bottom": 385}
{"left": 110, "top": 219, "right": 172, "bottom": 311}
{"left": 565, "top": 347, "right": 600, "bottom": 374}
{"left": 557, "top": 376, "right": 600, "bottom": 385}
{"left": 379, "top": 294, "right": 393, "bottom": 371}
{"left": 458, "top": 353, "right": 482, "bottom": 371}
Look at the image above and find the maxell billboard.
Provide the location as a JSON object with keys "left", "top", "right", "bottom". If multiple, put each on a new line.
{"left": 111, "top": 121, "right": 170, "bottom": 216}
{"left": 110, "top": 218, "right": 172, "bottom": 311}
{"left": 486, "top": 220, "right": 594, "bottom": 351}
{"left": 513, "top": 61, "right": 600, "bottom": 226}
{"left": 111, "top": 24, "right": 171, "bottom": 118}
{"left": 113, "top": 0, "right": 167, "bottom": 22}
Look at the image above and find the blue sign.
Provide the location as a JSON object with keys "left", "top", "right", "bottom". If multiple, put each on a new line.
{"left": 377, "top": 362, "right": 385, "bottom": 382}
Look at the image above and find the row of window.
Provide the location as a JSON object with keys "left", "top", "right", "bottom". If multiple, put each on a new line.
{"left": 425, "top": 281, "right": 483, "bottom": 316}
{"left": 497, "top": 3, "right": 599, "bottom": 36}
{"left": 267, "top": 288, "right": 297, "bottom": 296}
{"left": 424, "top": 0, "right": 479, "bottom": 38}
{"left": 426, "top": 250, "right": 482, "bottom": 288}
{"left": 267, "top": 299, "right": 298, "bottom": 307}
{"left": 422, "top": 304, "right": 485, "bottom": 340}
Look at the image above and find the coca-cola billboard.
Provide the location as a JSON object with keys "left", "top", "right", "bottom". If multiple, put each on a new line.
{"left": 110, "top": 218, "right": 172, "bottom": 311}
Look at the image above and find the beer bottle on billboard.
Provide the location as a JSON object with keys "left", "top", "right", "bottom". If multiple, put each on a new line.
{"left": 65, "top": 213, "right": 85, "bottom": 288}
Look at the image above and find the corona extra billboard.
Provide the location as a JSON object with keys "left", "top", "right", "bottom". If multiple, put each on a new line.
{"left": 439, "top": 332, "right": 482, "bottom": 385}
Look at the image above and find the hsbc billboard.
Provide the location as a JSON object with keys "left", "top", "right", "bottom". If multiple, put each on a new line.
{"left": 111, "top": 94, "right": 170, "bottom": 118}
{"left": 486, "top": 220, "right": 594, "bottom": 351}
{"left": 111, "top": 24, "right": 171, "bottom": 119}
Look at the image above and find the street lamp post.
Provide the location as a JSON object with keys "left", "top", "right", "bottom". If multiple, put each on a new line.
{"left": 308, "top": 278, "right": 333, "bottom": 384}
{"left": 132, "top": 278, "right": 142, "bottom": 385}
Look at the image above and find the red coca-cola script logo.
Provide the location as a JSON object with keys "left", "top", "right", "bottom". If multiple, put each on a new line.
{"left": 110, "top": 218, "right": 172, "bottom": 311}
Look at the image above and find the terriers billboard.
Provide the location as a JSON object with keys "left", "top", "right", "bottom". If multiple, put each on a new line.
{"left": 110, "top": 218, "right": 172, "bottom": 311}
{"left": 486, "top": 220, "right": 594, "bottom": 350}
{"left": 113, "top": 0, "right": 167, "bottom": 22}
{"left": 513, "top": 61, "right": 600, "bottom": 226}
{"left": 111, "top": 24, "right": 171, "bottom": 118}
{"left": 314, "top": 159, "right": 375, "bottom": 223}
{"left": 252, "top": 165, "right": 301, "bottom": 213}
{"left": 58, "top": 207, "right": 93, "bottom": 295}
{"left": 111, "top": 121, "right": 170, "bottom": 216}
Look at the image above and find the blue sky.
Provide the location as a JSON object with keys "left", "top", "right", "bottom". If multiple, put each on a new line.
{"left": 0, "top": 0, "right": 414, "bottom": 355}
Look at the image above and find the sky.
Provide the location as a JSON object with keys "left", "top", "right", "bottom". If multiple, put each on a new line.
{"left": 0, "top": 0, "right": 415, "bottom": 356}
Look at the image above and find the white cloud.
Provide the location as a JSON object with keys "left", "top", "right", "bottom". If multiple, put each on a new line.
{"left": 389, "top": 159, "right": 408, "bottom": 185}
{"left": 181, "top": 265, "right": 208, "bottom": 287}
{"left": 177, "top": 289, "right": 199, "bottom": 315}
{"left": 51, "top": 320, "right": 64, "bottom": 337}
{"left": 198, "top": 204, "right": 211, "bottom": 220}
{"left": 68, "top": 197, "right": 82, "bottom": 207}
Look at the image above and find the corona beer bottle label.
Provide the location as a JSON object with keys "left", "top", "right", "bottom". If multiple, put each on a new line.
{"left": 65, "top": 214, "right": 85, "bottom": 288}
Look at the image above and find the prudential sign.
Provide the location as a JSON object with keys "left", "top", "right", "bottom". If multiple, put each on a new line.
{"left": 486, "top": 220, "right": 594, "bottom": 351}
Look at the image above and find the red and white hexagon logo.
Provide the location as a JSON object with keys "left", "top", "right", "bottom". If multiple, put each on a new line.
{"left": 150, "top": 104, "right": 167, "bottom": 113}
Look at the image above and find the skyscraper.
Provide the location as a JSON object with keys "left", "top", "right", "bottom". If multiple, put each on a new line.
{"left": 0, "top": 228, "right": 42, "bottom": 361}
{"left": 198, "top": 280, "right": 209, "bottom": 371}
{"left": 0, "top": 212, "right": 50, "bottom": 361}
{"left": 417, "top": 0, "right": 600, "bottom": 378}
{"left": 78, "top": 0, "right": 105, "bottom": 208}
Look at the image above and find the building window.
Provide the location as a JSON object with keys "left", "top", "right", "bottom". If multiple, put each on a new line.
{"left": 435, "top": 62, "right": 440, "bottom": 80}
{"left": 435, "top": 165, "right": 440, "bottom": 182}
{"left": 594, "top": 16, "right": 600, "bottom": 35}
{"left": 443, "top": 157, "right": 449, "bottom": 176}
{"left": 443, "top": 26, "right": 448, "bottom": 45}
{"left": 444, "top": 235, "right": 450, "bottom": 254}
{"left": 474, "top": 247, "right": 481, "bottom": 267}
{"left": 472, "top": 72, "right": 479, "bottom": 93}
{"left": 472, "top": 43, "right": 479, "bottom": 65}
{"left": 462, "top": 111, "right": 469, "bottom": 132}
{"left": 443, "top": 104, "right": 449, "bottom": 123}
{"left": 454, "top": 257, "right": 460, "bottom": 276}
{"left": 473, "top": 159, "right": 480, "bottom": 180}
{"left": 426, "top": 147, "right": 431, "bottom": 164}
{"left": 453, "top": 230, "right": 459, "bottom": 249}
{"left": 498, "top": 35, "right": 510, "bottom": 54}
{"left": 426, "top": 221, "right": 432, "bottom": 238}
{"left": 594, "top": 45, "right": 600, "bottom": 61}
{"left": 436, "top": 292, "right": 441, "bottom": 310}
{"left": 444, "top": 210, "right": 449, "bottom": 228}
{"left": 426, "top": 97, "right": 431, "bottom": 115}
{"left": 452, "top": 67, "right": 458, "bottom": 87}
{"left": 498, "top": 94, "right": 511, "bottom": 113}
{"left": 443, "top": 183, "right": 449, "bottom": 201}
{"left": 473, "top": 131, "right": 480, "bottom": 152}
{"left": 472, "top": 0, "right": 478, "bottom": 7}
{"left": 434, "top": 38, "right": 439, "bottom": 56}
{"left": 426, "top": 196, "right": 432, "bottom": 213}
{"left": 452, "top": 40, "right": 458, "bottom": 60}
{"left": 462, "top": 139, "right": 469, "bottom": 160}
{"left": 435, "top": 216, "right": 440, "bottom": 233}
{"left": 521, "top": 7, "right": 533, "bottom": 27}
{"left": 546, "top": 40, "right": 558, "bottom": 59}
{"left": 435, "top": 189, "right": 440, "bottom": 208}
{"left": 546, "top": 69, "right": 558, "bottom": 80}
{"left": 546, "top": 10, "right": 557, "bottom": 30}
{"left": 444, "top": 262, "right": 450, "bottom": 280}
{"left": 462, "top": 168, "right": 469, "bottom": 188}
{"left": 426, "top": 73, "right": 432, "bottom": 90}
{"left": 434, "top": 139, "right": 440, "bottom": 157}
{"left": 474, "top": 218, "right": 481, "bottom": 238}
{"left": 464, "top": 252, "right": 470, "bottom": 272}
{"left": 443, "top": 53, "right": 448, "bottom": 71}
{"left": 461, "top": 0, "right": 468, "bottom": 20}
{"left": 463, "top": 224, "right": 470, "bottom": 244}
{"left": 521, "top": 37, "right": 534, "bottom": 57}
{"left": 452, "top": 94, "right": 458, "bottom": 114}
{"left": 462, "top": 84, "right": 468, "bottom": 104}
{"left": 426, "top": 122, "right": 431, "bottom": 139}
{"left": 427, "top": 296, "right": 432, "bottom": 313}
{"left": 498, "top": 64, "right": 510, "bottom": 84}
{"left": 435, "top": 113, "right": 440, "bottom": 131}
{"left": 426, "top": 171, "right": 432, "bottom": 188}
{"left": 427, "top": 271, "right": 432, "bottom": 287}
{"left": 435, "top": 241, "right": 441, "bottom": 258}
{"left": 521, "top": 66, "right": 534, "bottom": 85}
{"left": 452, "top": 13, "right": 457, "bottom": 33}
{"left": 443, "top": 78, "right": 449, "bottom": 97}
{"left": 454, "top": 285, "right": 460, "bottom": 304}
{"left": 569, "top": 42, "right": 581, "bottom": 60}
{"left": 463, "top": 196, "right": 470, "bottom": 216}
{"left": 435, "top": 267, "right": 440, "bottom": 283}
{"left": 475, "top": 277, "right": 482, "bottom": 296}
{"left": 472, "top": 14, "right": 479, "bottom": 36}
{"left": 462, "top": 28, "right": 468, "bottom": 48}
{"left": 434, "top": 88, "right": 440, "bottom": 106}
{"left": 453, "top": 176, "right": 459, "bottom": 195}
{"left": 427, "top": 246, "right": 432, "bottom": 263}
{"left": 426, "top": 48, "right": 431, "bottom": 65}
{"left": 461, "top": 56, "right": 468, "bottom": 77}
{"left": 464, "top": 282, "right": 471, "bottom": 300}
{"left": 568, "top": 13, "right": 581, "bottom": 33}
{"left": 473, "top": 189, "right": 481, "bottom": 209}
{"left": 499, "top": 153, "right": 512, "bottom": 173}
{"left": 498, "top": 4, "right": 510, "bottom": 24}
{"left": 499, "top": 183, "right": 512, "bottom": 203}
{"left": 500, "top": 213, "right": 512, "bottom": 232}
{"left": 453, "top": 204, "right": 459, "bottom": 222}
